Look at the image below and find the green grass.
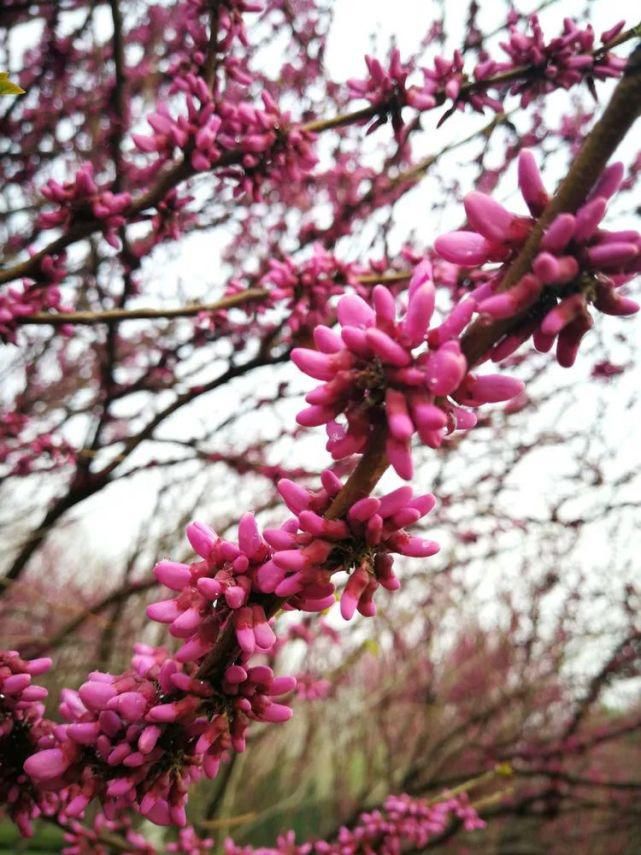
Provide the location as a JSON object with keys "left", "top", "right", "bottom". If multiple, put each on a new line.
{"left": 0, "top": 819, "right": 63, "bottom": 853}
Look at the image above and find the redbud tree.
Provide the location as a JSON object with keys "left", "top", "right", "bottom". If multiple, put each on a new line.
{"left": 1, "top": 0, "right": 641, "bottom": 852}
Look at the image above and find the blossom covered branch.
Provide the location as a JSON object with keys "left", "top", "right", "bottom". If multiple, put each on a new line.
{"left": 1, "top": 1, "right": 640, "bottom": 851}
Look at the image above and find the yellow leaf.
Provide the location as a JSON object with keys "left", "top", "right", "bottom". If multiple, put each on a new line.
{"left": 495, "top": 762, "right": 514, "bottom": 778}
{"left": 364, "top": 638, "right": 380, "bottom": 656}
{"left": 0, "top": 72, "right": 25, "bottom": 96}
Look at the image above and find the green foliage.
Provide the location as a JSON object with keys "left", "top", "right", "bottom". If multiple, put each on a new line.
{"left": 0, "top": 820, "right": 62, "bottom": 852}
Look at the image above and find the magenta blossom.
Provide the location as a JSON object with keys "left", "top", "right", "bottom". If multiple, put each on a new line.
{"left": 497, "top": 16, "right": 626, "bottom": 106}
{"left": 260, "top": 471, "right": 439, "bottom": 620}
{"left": 0, "top": 254, "right": 72, "bottom": 343}
{"left": 435, "top": 150, "right": 640, "bottom": 366}
{"left": 24, "top": 643, "right": 295, "bottom": 828}
{"left": 62, "top": 811, "right": 156, "bottom": 854}
{"left": 39, "top": 163, "right": 131, "bottom": 249}
{"left": 0, "top": 651, "right": 54, "bottom": 836}
{"left": 250, "top": 245, "right": 360, "bottom": 336}
{"left": 147, "top": 514, "right": 278, "bottom": 661}
{"left": 347, "top": 49, "right": 416, "bottom": 138}
{"left": 292, "top": 263, "right": 523, "bottom": 478}
{"left": 223, "top": 791, "right": 484, "bottom": 853}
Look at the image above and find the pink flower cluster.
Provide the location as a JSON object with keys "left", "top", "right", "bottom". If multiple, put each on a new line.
{"left": 321, "top": 793, "right": 484, "bottom": 854}
{"left": 346, "top": 17, "right": 626, "bottom": 133}
{"left": 185, "top": 0, "right": 263, "bottom": 54}
{"left": 23, "top": 642, "right": 295, "bottom": 827}
{"left": 293, "top": 673, "right": 332, "bottom": 701}
{"left": 435, "top": 151, "right": 640, "bottom": 366}
{"left": 347, "top": 49, "right": 414, "bottom": 138}
{"left": 292, "top": 265, "right": 523, "bottom": 478}
{"left": 25, "top": 645, "right": 209, "bottom": 826}
{"left": 0, "top": 254, "right": 70, "bottom": 342}
{"left": 216, "top": 91, "right": 318, "bottom": 200}
{"left": 39, "top": 164, "right": 131, "bottom": 249}
{"left": 0, "top": 412, "right": 76, "bottom": 476}
{"left": 347, "top": 47, "right": 501, "bottom": 135}
{"left": 167, "top": 825, "right": 215, "bottom": 855}
{"left": 62, "top": 811, "right": 213, "bottom": 854}
{"left": 62, "top": 811, "right": 155, "bottom": 854}
{"left": 223, "top": 792, "right": 484, "bottom": 854}
{"left": 252, "top": 245, "right": 360, "bottom": 334}
{"left": 225, "top": 831, "right": 311, "bottom": 855}
{"left": 134, "top": 70, "right": 317, "bottom": 201}
{"left": 262, "top": 474, "right": 438, "bottom": 620}
{"left": 132, "top": 77, "right": 223, "bottom": 173}
{"left": 0, "top": 651, "right": 53, "bottom": 836}
{"left": 3, "top": 432, "right": 76, "bottom": 477}
{"left": 497, "top": 17, "right": 626, "bottom": 106}
{"left": 147, "top": 515, "right": 276, "bottom": 661}
{"left": 132, "top": 188, "right": 197, "bottom": 257}
{"left": 415, "top": 50, "right": 504, "bottom": 119}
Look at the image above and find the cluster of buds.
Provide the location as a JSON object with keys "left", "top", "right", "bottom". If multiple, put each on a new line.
{"left": 0, "top": 652, "right": 54, "bottom": 836}
{"left": 225, "top": 830, "right": 310, "bottom": 855}
{"left": 223, "top": 792, "right": 484, "bottom": 853}
{"left": 414, "top": 50, "right": 504, "bottom": 119}
{"left": 435, "top": 151, "right": 640, "bottom": 366}
{"left": 23, "top": 643, "right": 296, "bottom": 828}
{"left": 293, "top": 673, "right": 332, "bottom": 701}
{"left": 62, "top": 810, "right": 214, "bottom": 853}
{"left": 253, "top": 245, "right": 360, "bottom": 335}
{"left": 133, "top": 76, "right": 222, "bottom": 173}
{"left": 183, "top": 0, "right": 263, "bottom": 55}
{"left": 62, "top": 811, "right": 155, "bottom": 854}
{"left": 220, "top": 662, "right": 296, "bottom": 748}
{"left": 39, "top": 164, "right": 131, "bottom": 249}
{"left": 497, "top": 17, "right": 627, "bottom": 106}
{"left": 134, "top": 75, "right": 317, "bottom": 200}
{"left": 262, "top": 474, "right": 439, "bottom": 620}
{"left": 2, "top": 431, "right": 76, "bottom": 477}
{"left": 347, "top": 48, "right": 502, "bottom": 135}
{"left": 347, "top": 49, "right": 414, "bottom": 138}
{"left": 347, "top": 17, "right": 626, "bottom": 135}
{"left": 0, "top": 254, "right": 70, "bottom": 342}
{"left": 167, "top": 825, "right": 214, "bottom": 855}
{"left": 25, "top": 645, "right": 211, "bottom": 826}
{"left": 292, "top": 266, "right": 523, "bottom": 479}
{"left": 317, "top": 793, "right": 485, "bottom": 854}
{"left": 216, "top": 91, "right": 317, "bottom": 200}
{"left": 131, "top": 189, "right": 196, "bottom": 258}
{"left": 146, "top": 514, "right": 276, "bottom": 661}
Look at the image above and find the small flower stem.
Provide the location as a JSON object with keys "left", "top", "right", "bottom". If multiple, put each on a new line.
{"left": 14, "top": 288, "right": 269, "bottom": 325}
{"left": 13, "top": 275, "right": 411, "bottom": 327}
{"left": 326, "top": 419, "right": 389, "bottom": 520}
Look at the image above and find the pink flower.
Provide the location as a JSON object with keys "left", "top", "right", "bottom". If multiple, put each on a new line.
{"left": 496, "top": 15, "right": 626, "bottom": 107}
{"left": 0, "top": 651, "right": 54, "bottom": 835}
{"left": 263, "top": 473, "right": 439, "bottom": 620}
{"left": 147, "top": 513, "right": 274, "bottom": 662}
{"left": 347, "top": 49, "right": 413, "bottom": 138}
{"left": 292, "top": 262, "right": 523, "bottom": 478}
{"left": 435, "top": 151, "right": 640, "bottom": 367}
